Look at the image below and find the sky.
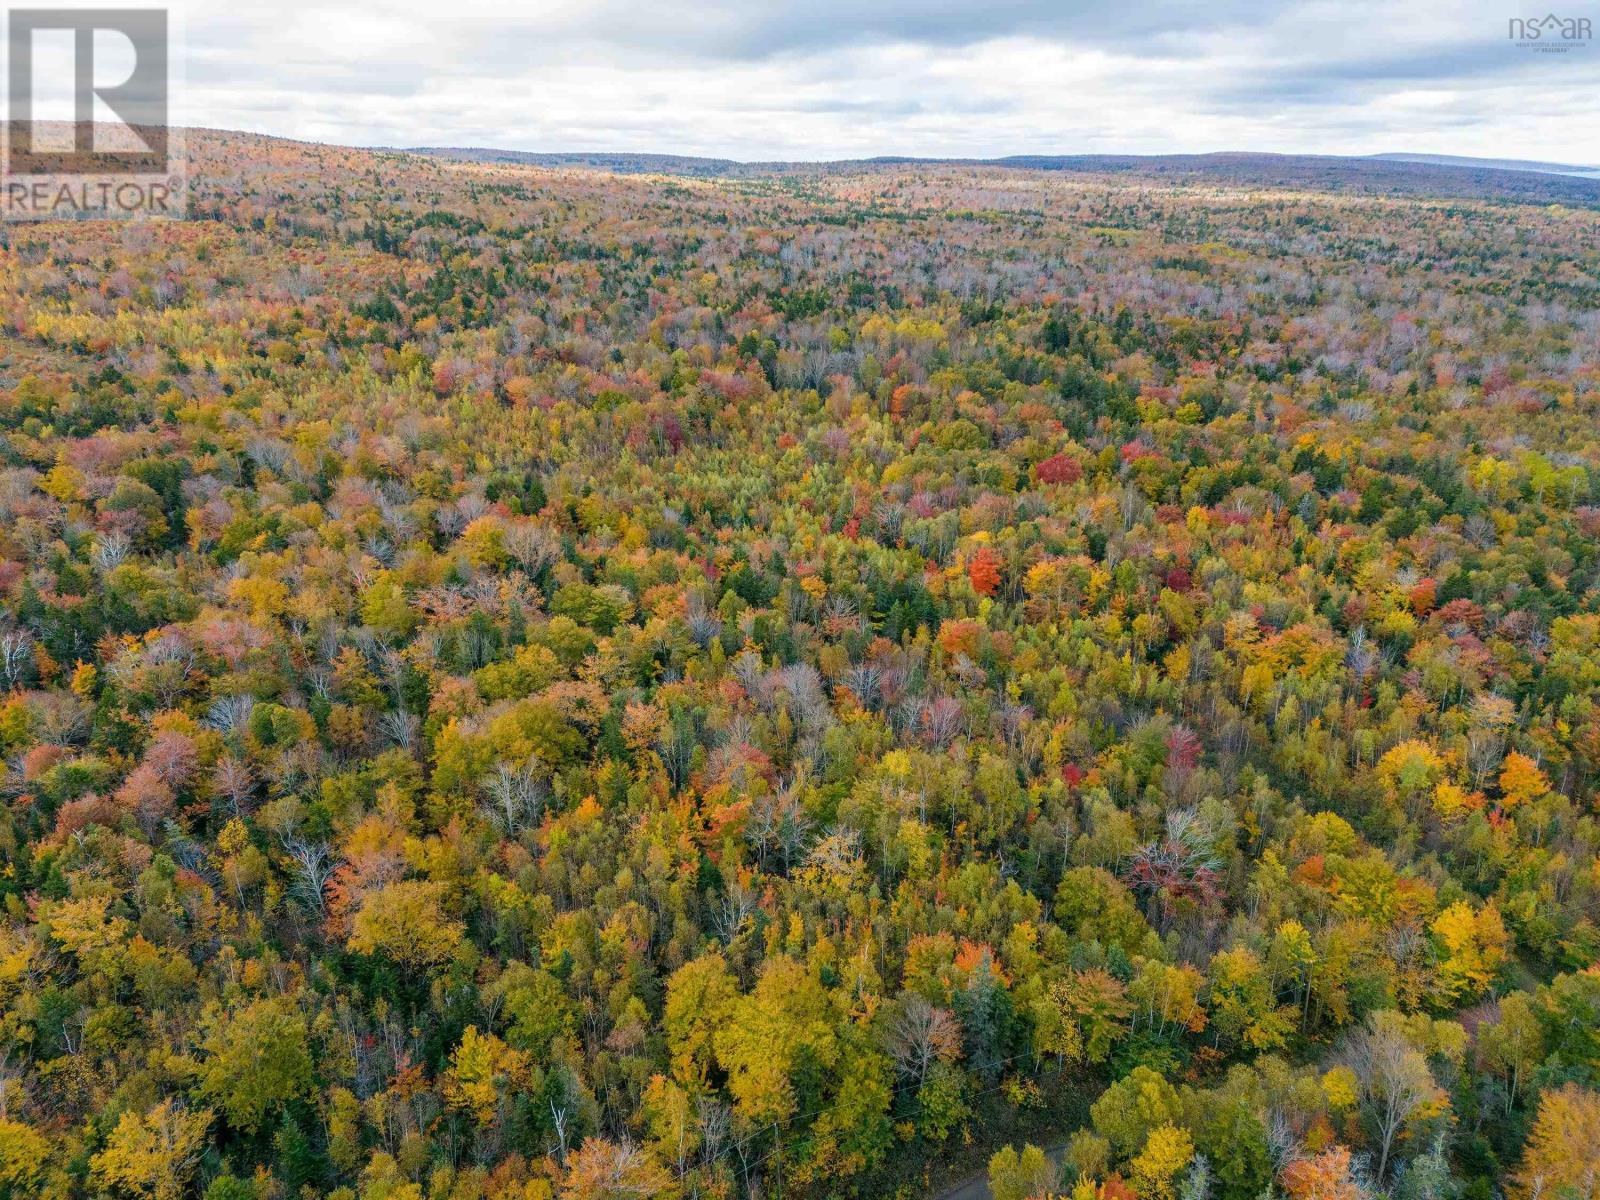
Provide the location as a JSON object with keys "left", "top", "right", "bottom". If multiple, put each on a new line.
{"left": 44, "top": 0, "right": 1600, "bottom": 161}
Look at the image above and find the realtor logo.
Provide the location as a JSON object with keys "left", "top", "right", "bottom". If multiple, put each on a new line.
{"left": 1508, "top": 13, "right": 1592, "bottom": 51}
{"left": 3, "top": 8, "right": 184, "bottom": 218}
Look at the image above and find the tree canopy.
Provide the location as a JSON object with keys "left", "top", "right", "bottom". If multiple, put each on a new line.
{"left": 0, "top": 130, "right": 1598, "bottom": 1200}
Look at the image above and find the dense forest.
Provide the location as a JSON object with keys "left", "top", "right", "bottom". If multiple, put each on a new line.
{"left": 1, "top": 131, "right": 1599, "bottom": 1200}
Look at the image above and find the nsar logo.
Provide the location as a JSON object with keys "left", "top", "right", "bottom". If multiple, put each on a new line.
{"left": 1508, "top": 12, "right": 1592, "bottom": 52}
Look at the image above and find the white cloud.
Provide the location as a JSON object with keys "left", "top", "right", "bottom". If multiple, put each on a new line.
{"left": 159, "top": 0, "right": 1600, "bottom": 161}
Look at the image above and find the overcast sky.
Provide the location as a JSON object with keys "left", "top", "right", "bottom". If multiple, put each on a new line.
{"left": 161, "top": 0, "right": 1600, "bottom": 161}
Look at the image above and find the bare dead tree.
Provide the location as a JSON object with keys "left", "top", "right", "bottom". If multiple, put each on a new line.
{"left": 377, "top": 708, "right": 421, "bottom": 752}
{"left": 0, "top": 629, "right": 33, "bottom": 691}
{"left": 709, "top": 882, "right": 758, "bottom": 944}
{"left": 281, "top": 834, "right": 333, "bottom": 914}
{"left": 505, "top": 520, "right": 563, "bottom": 575}
{"left": 480, "top": 759, "right": 547, "bottom": 835}
{"left": 1341, "top": 1013, "right": 1442, "bottom": 1183}
{"left": 213, "top": 754, "right": 256, "bottom": 816}
{"left": 885, "top": 995, "right": 961, "bottom": 1090}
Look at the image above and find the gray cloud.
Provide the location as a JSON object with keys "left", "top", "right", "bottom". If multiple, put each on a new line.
{"left": 165, "top": 0, "right": 1600, "bottom": 161}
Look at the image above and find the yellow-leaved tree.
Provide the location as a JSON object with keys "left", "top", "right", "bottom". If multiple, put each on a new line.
{"left": 89, "top": 1100, "right": 211, "bottom": 1200}
{"left": 713, "top": 956, "right": 837, "bottom": 1125}
{"left": 442, "top": 1026, "right": 533, "bottom": 1126}
{"left": 0, "top": 1119, "right": 49, "bottom": 1198}
{"left": 1498, "top": 751, "right": 1551, "bottom": 810}
{"left": 1430, "top": 900, "right": 1509, "bottom": 1003}
{"left": 1129, "top": 1124, "right": 1195, "bottom": 1200}
{"left": 1514, "top": 1083, "right": 1600, "bottom": 1200}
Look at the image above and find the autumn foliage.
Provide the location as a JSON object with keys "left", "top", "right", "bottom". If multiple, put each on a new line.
{"left": 0, "top": 129, "right": 1593, "bottom": 1200}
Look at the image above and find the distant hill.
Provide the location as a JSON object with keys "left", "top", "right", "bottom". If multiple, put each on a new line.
{"left": 408, "top": 145, "right": 1600, "bottom": 204}
{"left": 1370, "top": 152, "right": 1600, "bottom": 178}
{"left": 409, "top": 147, "right": 742, "bottom": 175}
{"left": 978, "top": 152, "right": 1600, "bottom": 203}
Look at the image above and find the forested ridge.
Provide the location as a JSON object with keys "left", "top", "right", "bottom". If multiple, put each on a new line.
{"left": 0, "top": 131, "right": 1599, "bottom": 1200}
